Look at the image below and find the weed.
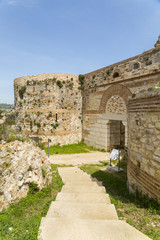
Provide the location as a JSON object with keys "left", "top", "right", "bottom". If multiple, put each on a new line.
{"left": 41, "top": 167, "right": 47, "bottom": 178}
{"left": 78, "top": 75, "right": 85, "bottom": 89}
{"left": 47, "top": 112, "right": 52, "bottom": 119}
{"left": 51, "top": 123, "right": 59, "bottom": 129}
{"left": 36, "top": 122, "right": 41, "bottom": 128}
{"left": 28, "top": 182, "right": 39, "bottom": 195}
{"left": 106, "top": 70, "right": 110, "bottom": 75}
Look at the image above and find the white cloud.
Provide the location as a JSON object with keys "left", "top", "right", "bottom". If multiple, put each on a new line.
{"left": 0, "top": 0, "right": 38, "bottom": 7}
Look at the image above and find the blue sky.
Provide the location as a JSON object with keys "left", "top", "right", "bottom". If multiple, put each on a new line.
{"left": 0, "top": 0, "right": 160, "bottom": 104}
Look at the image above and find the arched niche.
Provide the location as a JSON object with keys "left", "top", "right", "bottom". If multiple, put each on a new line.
{"left": 99, "top": 84, "right": 132, "bottom": 113}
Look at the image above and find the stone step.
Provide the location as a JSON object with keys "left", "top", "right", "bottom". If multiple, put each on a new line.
{"left": 60, "top": 175, "right": 95, "bottom": 181}
{"left": 64, "top": 181, "right": 102, "bottom": 187}
{"left": 59, "top": 171, "right": 91, "bottom": 177}
{"left": 61, "top": 185, "right": 106, "bottom": 193}
{"left": 56, "top": 192, "right": 111, "bottom": 204}
{"left": 59, "top": 172, "right": 91, "bottom": 178}
{"left": 58, "top": 167, "right": 90, "bottom": 177}
{"left": 46, "top": 202, "right": 118, "bottom": 220}
{"left": 61, "top": 176, "right": 95, "bottom": 184}
{"left": 39, "top": 218, "right": 151, "bottom": 240}
{"left": 58, "top": 167, "right": 88, "bottom": 176}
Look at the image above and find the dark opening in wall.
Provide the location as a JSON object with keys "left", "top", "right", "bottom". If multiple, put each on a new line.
{"left": 19, "top": 86, "right": 26, "bottom": 99}
{"left": 113, "top": 72, "right": 119, "bottom": 78}
{"left": 133, "top": 62, "right": 140, "bottom": 69}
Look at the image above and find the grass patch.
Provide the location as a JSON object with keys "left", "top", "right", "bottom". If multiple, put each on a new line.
{"left": 80, "top": 162, "right": 160, "bottom": 240}
{"left": 0, "top": 164, "right": 63, "bottom": 240}
{"left": 45, "top": 142, "right": 106, "bottom": 155}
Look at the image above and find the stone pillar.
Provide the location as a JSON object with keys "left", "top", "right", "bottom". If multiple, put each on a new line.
{"left": 122, "top": 121, "right": 128, "bottom": 147}
{"left": 106, "top": 120, "right": 111, "bottom": 152}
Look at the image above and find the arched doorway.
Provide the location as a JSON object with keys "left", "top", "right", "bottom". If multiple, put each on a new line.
{"left": 99, "top": 84, "right": 131, "bottom": 151}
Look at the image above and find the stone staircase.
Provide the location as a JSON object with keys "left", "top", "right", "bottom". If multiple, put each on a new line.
{"left": 38, "top": 167, "right": 151, "bottom": 240}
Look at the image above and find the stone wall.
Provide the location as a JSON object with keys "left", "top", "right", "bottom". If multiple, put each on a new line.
{"left": 127, "top": 88, "right": 160, "bottom": 202}
{"left": 82, "top": 40, "right": 160, "bottom": 150}
{"left": 0, "top": 141, "right": 52, "bottom": 211}
{"left": 14, "top": 73, "right": 82, "bottom": 145}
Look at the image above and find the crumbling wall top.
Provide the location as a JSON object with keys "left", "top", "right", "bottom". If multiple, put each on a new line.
{"left": 14, "top": 73, "right": 78, "bottom": 86}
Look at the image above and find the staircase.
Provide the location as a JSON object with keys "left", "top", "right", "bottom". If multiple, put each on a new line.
{"left": 38, "top": 167, "right": 151, "bottom": 240}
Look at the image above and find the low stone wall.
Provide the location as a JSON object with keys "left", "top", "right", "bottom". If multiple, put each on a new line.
{"left": 0, "top": 141, "right": 52, "bottom": 212}
{"left": 127, "top": 88, "right": 160, "bottom": 202}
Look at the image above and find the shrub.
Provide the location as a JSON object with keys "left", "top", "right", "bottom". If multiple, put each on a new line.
{"left": 47, "top": 112, "right": 52, "bottom": 119}
{"left": 56, "top": 80, "right": 63, "bottom": 88}
{"left": 51, "top": 123, "right": 59, "bottom": 129}
{"left": 28, "top": 182, "right": 39, "bottom": 194}
{"left": 36, "top": 122, "right": 41, "bottom": 128}
{"left": 78, "top": 74, "right": 85, "bottom": 86}
{"left": 68, "top": 82, "right": 74, "bottom": 90}
{"left": 106, "top": 70, "right": 110, "bottom": 75}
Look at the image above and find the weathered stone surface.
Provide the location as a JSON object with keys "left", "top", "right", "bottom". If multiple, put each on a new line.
{"left": 128, "top": 90, "right": 160, "bottom": 203}
{"left": 155, "top": 122, "right": 160, "bottom": 131}
{"left": 14, "top": 73, "right": 82, "bottom": 145}
{"left": 0, "top": 140, "right": 52, "bottom": 212}
{"left": 154, "top": 148, "right": 160, "bottom": 157}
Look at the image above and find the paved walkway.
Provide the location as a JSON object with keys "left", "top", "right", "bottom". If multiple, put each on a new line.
{"left": 38, "top": 167, "right": 151, "bottom": 240}
{"left": 49, "top": 152, "right": 109, "bottom": 165}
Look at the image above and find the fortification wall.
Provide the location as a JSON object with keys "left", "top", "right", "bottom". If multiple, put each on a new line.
{"left": 14, "top": 73, "right": 82, "bottom": 145}
{"left": 127, "top": 88, "right": 160, "bottom": 202}
{"left": 82, "top": 45, "right": 160, "bottom": 150}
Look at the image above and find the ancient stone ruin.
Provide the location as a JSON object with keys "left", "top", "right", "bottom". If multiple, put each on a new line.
{"left": 0, "top": 141, "right": 52, "bottom": 211}
{"left": 14, "top": 73, "right": 82, "bottom": 145}
{"left": 14, "top": 36, "right": 160, "bottom": 202}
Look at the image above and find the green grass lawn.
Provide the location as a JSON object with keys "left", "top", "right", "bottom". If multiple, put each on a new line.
{"left": 0, "top": 165, "right": 63, "bottom": 240}
{"left": 45, "top": 142, "right": 106, "bottom": 155}
{"left": 80, "top": 162, "right": 160, "bottom": 240}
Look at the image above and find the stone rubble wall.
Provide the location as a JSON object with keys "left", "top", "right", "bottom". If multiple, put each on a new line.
{"left": 127, "top": 88, "right": 160, "bottom": 202}
{"left": 0, "top": 141, "right": 52, "bottom": 212}
{"left": 83, "top": 47, "right": 160, "bottom": 92}
{"left": 14, "top": 73, "right": 82, "bottom": 145}
{"left": 82, "top": 45, "right": 160, "bottom": 150}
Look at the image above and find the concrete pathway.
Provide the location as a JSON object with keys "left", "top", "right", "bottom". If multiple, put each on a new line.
{"left": 49, "top": 152, "right": 109, "bottom": 165}
{"left": 38, "top": 167, "right": 151, "bottom": 240}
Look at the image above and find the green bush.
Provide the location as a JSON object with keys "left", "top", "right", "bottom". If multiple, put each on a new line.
{"left": 28, "top": 182, "right": 39, "bottom": 195}
{"left": 36, "top": 122, "right": 41, "bottom": 128}
{"left": 56, "top": 80, "right": 63, "bottom": 88}
{"left": 78, "top": 74, "right": 85, "bottom": 87}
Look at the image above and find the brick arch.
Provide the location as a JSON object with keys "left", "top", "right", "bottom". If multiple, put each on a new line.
{"left": 99, "top": 84, "right": 132, "bottom": 113}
